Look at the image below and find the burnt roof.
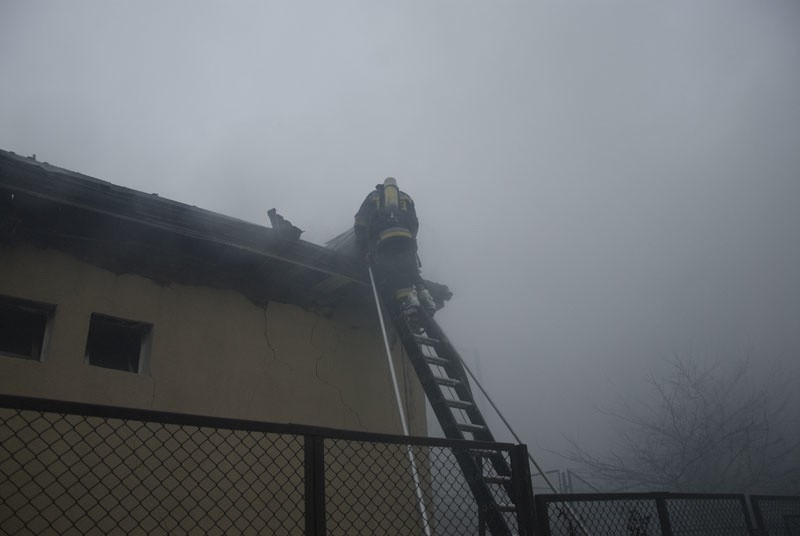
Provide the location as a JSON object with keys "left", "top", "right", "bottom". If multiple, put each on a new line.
{"left": 0, "top": 149, "right": 370, "bottom": 309}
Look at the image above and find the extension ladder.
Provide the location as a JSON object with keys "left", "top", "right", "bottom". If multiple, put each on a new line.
{"left": 390, "top": 308, "right": 521, "bottom": 536}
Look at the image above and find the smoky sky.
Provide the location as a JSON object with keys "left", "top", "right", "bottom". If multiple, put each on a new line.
{"left": 2, "top": 1, "right": 799, "bottom": 470}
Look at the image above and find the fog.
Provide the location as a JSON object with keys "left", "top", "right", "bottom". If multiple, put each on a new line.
{"left": 2, "top": 1, "right": 799, "bottom": 474}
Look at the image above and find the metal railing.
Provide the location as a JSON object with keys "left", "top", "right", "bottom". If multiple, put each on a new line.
{"left": 536, "top": 492, "right": 800, "bottom": 536}
{"left": 751, "top": 496, "right": 800, "bottom": 536}
{"left": 535, "top": 492, "right": 754, "bottom": 536}
{"left": 0, "top": 394, "right": 535, "bottom": 535}
{"left": 3, "top": 394, "right": 797, "bottom": 535}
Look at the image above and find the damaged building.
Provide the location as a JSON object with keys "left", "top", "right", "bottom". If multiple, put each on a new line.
{"left": 0, "top": 150, "right": 542, "bottom": 536}
{"left": 0, "top": 149, "right": 428, "bottom": 436}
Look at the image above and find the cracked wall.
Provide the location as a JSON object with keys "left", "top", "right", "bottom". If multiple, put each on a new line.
{"left": 0, "top": 245, "right": 426, "bottom": 436}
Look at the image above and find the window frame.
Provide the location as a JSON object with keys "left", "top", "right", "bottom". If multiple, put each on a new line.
{"left": 84, "top": 313, "right": 152, "bottom": 374}
{"left": 0, "top": 294, "right": 55, "bottom": 362}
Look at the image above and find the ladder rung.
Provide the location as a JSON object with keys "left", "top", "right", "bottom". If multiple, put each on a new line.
{"left": 456, "top": 423, "right": 488, "bottom": 434}
{"left": 413, "top": 334, "right": 440, "bottom": 346}
{"left": 443, "top": 399, "right": 474, "bottom": 410}
{"left": 433, "top": 377, "right": 462, "bottom": 388}
{"left": 485, "top": 476, "right": 512, "bottom": 485}
{"left": 496, "top": 504, "right": 517, "bottom": 513}
{"left": 424, "top": 355, "right": 450, "bottom": 366}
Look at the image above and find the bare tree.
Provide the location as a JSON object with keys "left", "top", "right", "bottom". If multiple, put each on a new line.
{"left": 564, "top": 354, "right": 800, "bottom": 493}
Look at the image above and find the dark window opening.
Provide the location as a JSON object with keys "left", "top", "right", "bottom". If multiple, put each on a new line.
{"left": 0, "top": 295, "right": 54, "bottom": 360}
{"left": 85, "top": 314, "right": 151, "bottom": 373}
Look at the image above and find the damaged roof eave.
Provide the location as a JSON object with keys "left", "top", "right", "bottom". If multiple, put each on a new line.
{"left": 0, "top": 150, "right": 370, "bottom": 308}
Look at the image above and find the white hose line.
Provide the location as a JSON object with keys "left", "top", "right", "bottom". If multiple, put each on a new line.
{"left": 368, "top": 266, "right": 432, "bottom": 536}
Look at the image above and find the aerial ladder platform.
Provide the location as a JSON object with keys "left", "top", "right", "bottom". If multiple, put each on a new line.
{"left": 386, "top": 303, "right": 527, "bottom": 536}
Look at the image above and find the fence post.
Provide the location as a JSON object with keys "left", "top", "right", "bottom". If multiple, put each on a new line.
{"left": 750, "top": 496, "right": 767, "bottom": 535}
{"left": 655, "top": 495, "right": 673, "bottom": 536}
{"left": 534, "top": 495, "right": 551, "bottom": 536}
{"left": 304, "top": 435, "right": 326, "bottom": 536}
{"left": 511, "top": 444, "right": 536, "bottom": 536}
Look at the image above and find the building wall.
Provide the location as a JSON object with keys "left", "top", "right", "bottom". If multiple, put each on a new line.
{"left": 0, "top": 245, "right": 426, "bottom": 436}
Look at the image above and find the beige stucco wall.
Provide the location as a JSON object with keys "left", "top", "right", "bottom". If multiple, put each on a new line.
{"left": 0, "top": 245, "right": 426, "bottom": 436}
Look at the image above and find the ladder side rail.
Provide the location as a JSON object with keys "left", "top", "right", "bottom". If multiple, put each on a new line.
{"left": 416, "top": 313, "right": 513, "bottom": 473}
{"left": 393, "top": 314, "right": 514, "bottom": 536}
{"left": 416, "top": 312, "right": 518, "bottom": 502}
{"left": 396, "top": 323, "right": 466, "bottom": 440}
{"left": 414, "top": 311, "right": 496, "bottom": 439}
{"left": 417, "top": 310, "right": 472, "bottom": 387}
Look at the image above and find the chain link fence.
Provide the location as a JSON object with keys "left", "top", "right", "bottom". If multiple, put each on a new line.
{"left": 0, "top": 404, "right": 305, "bottom": 535}
{"left": 0, "top": 395, "right": 534, "bottom": 535}
{"left": 752, "top": 496, "right": 800, "bottom": 536}
{"left": 535, "top": 493, "right": 754, "bottom": 536}
{"left": 3, "top": 395, "right": 797, "bottom": 535}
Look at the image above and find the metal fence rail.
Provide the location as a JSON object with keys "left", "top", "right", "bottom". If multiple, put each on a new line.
{"left": 0, "top": 394, "right": 534, "bottom": 535}
{"left": 535, "top": 492, "right": 753, "bottom": 536}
